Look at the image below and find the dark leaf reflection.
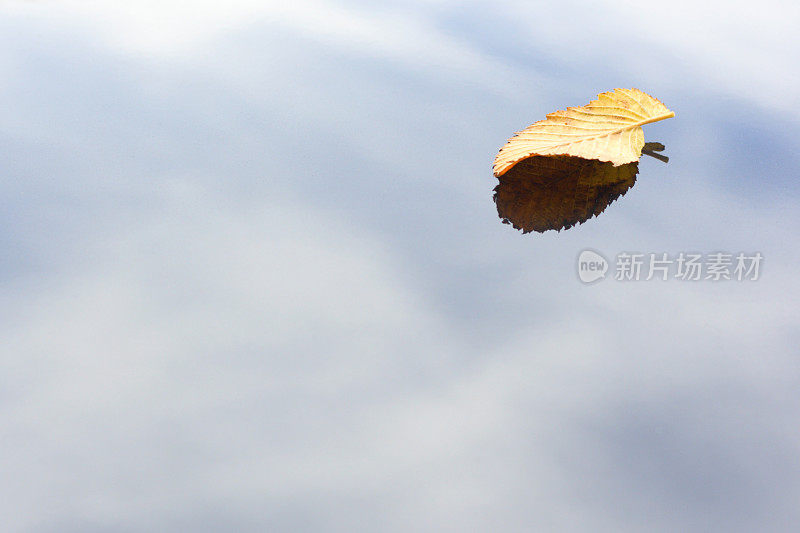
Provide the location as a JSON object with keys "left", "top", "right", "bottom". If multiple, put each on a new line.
{"left": 493, "top": 143, "right": 668, "bottom": 233}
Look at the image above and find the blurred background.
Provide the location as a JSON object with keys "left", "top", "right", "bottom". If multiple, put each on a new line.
{"left": 1, "top": 1, "right": 799, "bottom": 531}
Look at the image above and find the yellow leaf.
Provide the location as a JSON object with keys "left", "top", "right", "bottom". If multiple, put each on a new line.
{"left": 493, "top": 88, "right": 674, "bottom": 175}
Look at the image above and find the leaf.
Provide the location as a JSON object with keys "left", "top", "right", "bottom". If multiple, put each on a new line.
{"left": 493, "top": 88, "right": 674, "bottom": 175}
{"left": 493, "top": 155, "right": 638, "bottom": 233}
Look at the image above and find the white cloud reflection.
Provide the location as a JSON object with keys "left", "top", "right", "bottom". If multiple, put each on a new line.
{"left": 1, "top": 1, "right": 800, "bottom": 531}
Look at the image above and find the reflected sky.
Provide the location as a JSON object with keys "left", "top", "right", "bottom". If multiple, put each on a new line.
{"left": 1, "top": 1, "right": 800, "bottom": 531}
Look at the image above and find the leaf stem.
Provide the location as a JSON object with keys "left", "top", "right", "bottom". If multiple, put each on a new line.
{"left": 642, "top": 148, "right": 669, "bottom": 163}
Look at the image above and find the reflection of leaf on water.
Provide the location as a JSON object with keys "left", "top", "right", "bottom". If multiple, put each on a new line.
{"left": 493, "top": 155, "right": 638, "bottom": 233}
